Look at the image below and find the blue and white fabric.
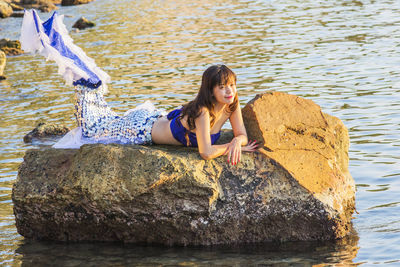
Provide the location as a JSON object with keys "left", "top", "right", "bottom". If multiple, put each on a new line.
{"left": 20, "top": 9, "right": 110, "bottom": 92}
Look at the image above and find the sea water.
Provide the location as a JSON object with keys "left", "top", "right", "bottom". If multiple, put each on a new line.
{"left": 0, "top": 0, "right": 399, "bottom": 265}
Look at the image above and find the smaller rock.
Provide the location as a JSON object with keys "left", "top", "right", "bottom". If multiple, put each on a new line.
{"left": 0, "top": 0, "right": 13, "bottom": 18}
{"left": 61, "top": 0, "right": 93, "bottom": 6}
{"left": 38, "top": 2, "right": 56, "bottom": 12}
{"left": 24, "top": 122, "right": 70, "bottom": 143}
{"left": 9, "top": 2, "right": 24, "bottom": 11}
{"left": 11, "top": 12, "right": 24, "bottom": 17}
{"left": 0, "top": 38, "right": 23, "bottom": 56}
{"left": 72, "top": 17, "right": 95, "bottom": 30}
{"left": 0, "top": 50, "right": 5, "bottom": 77}
{"left": 18, "top": 0, "right": 57, "bottom": 12}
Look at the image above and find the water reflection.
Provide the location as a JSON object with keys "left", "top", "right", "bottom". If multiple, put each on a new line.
{"left": 12, "top": 234, "right": 359, "bottom": 266}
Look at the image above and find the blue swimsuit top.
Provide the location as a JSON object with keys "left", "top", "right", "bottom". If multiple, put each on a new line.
{"left": 167, "top": 108, "right": 221, "bottom": 147}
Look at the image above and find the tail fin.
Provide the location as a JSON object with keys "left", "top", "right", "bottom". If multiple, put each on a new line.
{"left": 20, "top": 10, "right": 110, "bottom": 93}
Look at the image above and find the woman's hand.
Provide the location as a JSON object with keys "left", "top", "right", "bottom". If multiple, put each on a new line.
{"left": 242, "top": 140, "right": 259, "bottom": 152}
{"left": 224, "top": 137, "right": 242, "bottom": 165}
{"left": 224, "top": 139, "right": 259, "bottom": 165}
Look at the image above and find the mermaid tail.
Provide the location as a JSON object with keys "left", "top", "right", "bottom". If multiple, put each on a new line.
{"left": 20, "top": 9, "right": 110, "bottom": 92}
{"left": 56, "top": 86, "right": 164, "bottom": 148}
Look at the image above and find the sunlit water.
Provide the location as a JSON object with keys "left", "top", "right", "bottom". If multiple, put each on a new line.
{"left": 0, "top": 0, "right": 399, "bottom": 265}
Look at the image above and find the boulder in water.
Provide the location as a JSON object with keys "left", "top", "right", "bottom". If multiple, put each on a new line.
{"left": 0, "top": 0, "right": 13, "bottom": 18}
{"left": 13, "top": 92, "right": 355, "bottom": 245}
{"left": 23, "top": 122, "right": 71, "bottom": 143}
{"left": 72, "top": 17, "right": 95, "bottom": 30}
{"left": 0, "top": 38, "right": 23, "bottom": 56}
{"left": 61, "top": 0, "right": 93, "bottom": 6}
{"left": 18, "top": 0, "right": 57, "bottom": 12}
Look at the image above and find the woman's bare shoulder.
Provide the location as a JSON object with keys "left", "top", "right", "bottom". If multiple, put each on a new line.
{"left": 199, "top": 106, "right": 210, "bottom": 116}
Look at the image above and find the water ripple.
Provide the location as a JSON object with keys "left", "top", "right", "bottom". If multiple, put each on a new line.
{"left": 0, "top": 0, "right": 399, "bottom": 265}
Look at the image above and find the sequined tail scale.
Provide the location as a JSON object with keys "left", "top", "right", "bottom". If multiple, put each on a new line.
{"left": 75, "top": 85, "right": 164, "bottom": 145}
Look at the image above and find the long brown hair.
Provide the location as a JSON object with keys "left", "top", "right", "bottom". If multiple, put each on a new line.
{"left": 181, "top": 64, "right": 239, "bottom": 132}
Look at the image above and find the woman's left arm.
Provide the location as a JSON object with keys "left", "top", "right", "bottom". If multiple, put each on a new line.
{"left": 225, "top": 107, "right": 252, "bottom": 165}
{"left": 229, "top": 106, "right": 248, "bottom": 146}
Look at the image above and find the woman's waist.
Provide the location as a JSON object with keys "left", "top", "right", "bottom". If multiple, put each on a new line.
{"left": 151, "top": 116, "right": 182, "bottom": 145}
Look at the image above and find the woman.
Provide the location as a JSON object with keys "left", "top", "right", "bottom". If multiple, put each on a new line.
{"left": 73, "top": 65, "right": 257, "bottom": 165}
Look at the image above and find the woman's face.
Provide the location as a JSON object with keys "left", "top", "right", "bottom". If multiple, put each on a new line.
{"left": 212, "top": 80, "right": 236, "bottom": 105}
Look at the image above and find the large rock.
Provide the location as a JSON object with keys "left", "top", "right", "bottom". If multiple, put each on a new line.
{"left": 13, "top": 92, "right": 355, "bottom": 245}
{"left": 0, "top": 0, "right": 13, "bottom": 18}
{"left": 61, "top": 0, "right": 93, "bottom": 6}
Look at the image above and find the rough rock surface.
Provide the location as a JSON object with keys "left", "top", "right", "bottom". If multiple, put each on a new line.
{"left": 0, "top": 50, "right": 6, "bottom": 80}
{"left": 0, "top": 38, "right": 23, "bottom": 56}
{"left": 61, "top": 0, "right": 93, "bottom": 6}
{"left": 23, "top": 122, "right": 70, "bottom": 143}
{"left": 0, "top": 0, "right": 13, "bottom": 18}
{"left": 72, "top": 17, "right": 95, "bottom": 30}
{"left": 13, "top": 92, "right": 355, "bottom": 245}
{"left": 242, "top": 92, "right": 355, "bottom": 237}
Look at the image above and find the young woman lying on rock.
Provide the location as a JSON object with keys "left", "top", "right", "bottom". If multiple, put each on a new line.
{"left": 20, "top": 10, "right": 258, "bottom": 165}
